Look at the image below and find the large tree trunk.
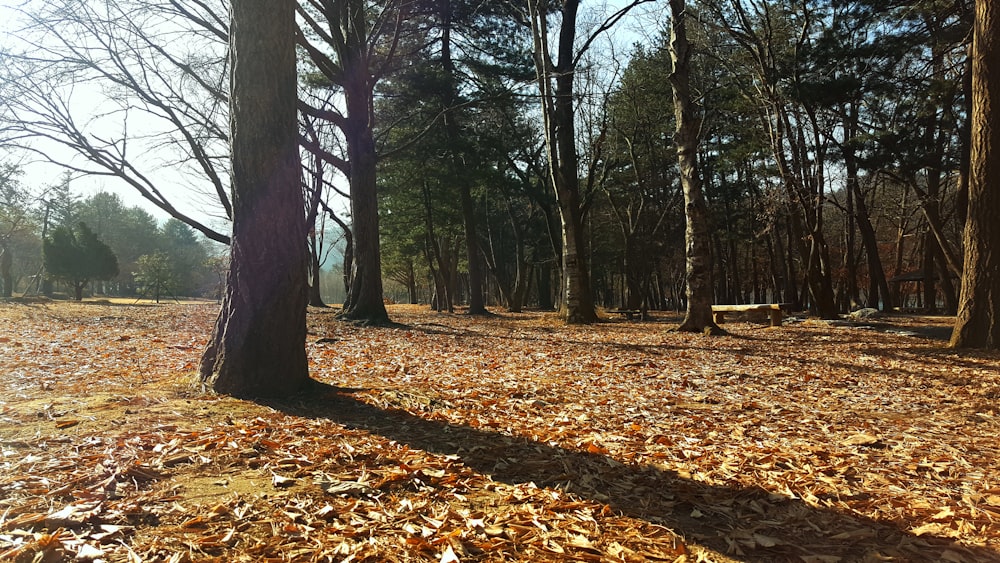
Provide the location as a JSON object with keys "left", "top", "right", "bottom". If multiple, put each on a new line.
{"left": 199, "top": 0, "right": 310, "bottom": 398}
{"left": 335, "top": 5, "right": 389, "bottom": 325}
{"left": 669, "top": 0, "right": 719, "bottom": 334}
{"left": 340, "top": 84, "right": 388, "bottom": 323}
{"left": 951, "top": 1, "right": 1000, "bottom": 349}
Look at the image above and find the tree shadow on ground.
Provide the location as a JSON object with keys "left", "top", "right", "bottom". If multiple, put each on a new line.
{"left": 266, "top": 382, "right": 999, "bottom": 562}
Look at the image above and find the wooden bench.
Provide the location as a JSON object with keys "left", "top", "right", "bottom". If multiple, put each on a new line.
{"left": 711, "top": 304, "right": 791, "bottom": 327}
{"left": 608, "top": 309, "right": 642, "bottom": 320}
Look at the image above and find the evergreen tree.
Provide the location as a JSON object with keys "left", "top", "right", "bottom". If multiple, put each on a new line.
{"left": 159, "top": 219, "right": 209, "bottom": 296}
{"left": 43, "top": 222, "right": 119, "bottom": 300}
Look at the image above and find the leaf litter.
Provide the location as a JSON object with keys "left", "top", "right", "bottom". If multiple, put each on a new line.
{"left": 0, "top": 301, "right": 998, "bottom": 562}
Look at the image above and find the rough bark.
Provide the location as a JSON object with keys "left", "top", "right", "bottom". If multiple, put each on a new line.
{"left": 340, "top": 65, "right": 389, "bottom": 324}
{"left": 669, "top": 0, "right": 720, "bottom": 334}
{"left": 951, "top": 0, "right": 1000, "bottom": 349}
{"left": 298, "top": 0, "right": 390, "bottom": 324}
{"left": 527, "top": 0, "right": 596, "bottom": 324}
{"left": 199, "top": 0, "right": 311, "bottom": 398}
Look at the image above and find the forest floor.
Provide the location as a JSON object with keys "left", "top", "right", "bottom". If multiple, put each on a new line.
{"left": 1, "top": 300, "right": 999, "bottom": 563}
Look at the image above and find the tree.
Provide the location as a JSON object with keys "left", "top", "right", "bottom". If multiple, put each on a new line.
{"left": 199, "top": 0, "right": 311, "bottom": 397}
{"left": 668, "top": 0, "right": 720, "bottom": 333}
{"left": 297, "top": 0, "right": 417, "bottom": 325}
{"left": 523, "top": 0, "right": 594, "bottom": 323}
{"left": 77, "top": 192, "right": 161, "bottom": 293}
{"left": 43, "top": 222, "right": 119, "bottom": 300}
{"left": 700, "top": 0, "right": 840, "bottom": 318}
{"left": 0, "top": 0, "right": 231, "bottom": 243}
{"left": 134, "top": 252, "right": 176, "bottom": 303}
{"left": 0, "top": 163, "right": 37, "bottom": 298}
{"left": 521, "top": 0, "right": 652, "bottom": 323}
{"left": 950, "top": 0, "right": 999, "bottom": 349}
{"left": 602, "top": 45, "right": 682, "bottom": 312}
{"left": 159, "top": 219, "right": 210, "bottom": 296}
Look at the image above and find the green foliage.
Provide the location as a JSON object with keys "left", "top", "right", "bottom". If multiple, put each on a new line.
{"left": 158, "top": 219, "right": 210, "bottom": 296}
{"left": 0, "top": 163, "right": 41, "bottom": 297}
{"left": 43, "top": 222, "right": 119, "bottom": 300}
{"left": 77, "top": 192, "right": 160, "bottom": 277}
{"left": 134, "top": 252, "right": 177, "bottom": 302}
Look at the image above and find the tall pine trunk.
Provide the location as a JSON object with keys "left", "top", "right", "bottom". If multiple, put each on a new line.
{"left": 438, "top": 0, "right": 487, "bottom": 315}
{"left": 951, "top": 0, "right": 1000, "bottom": 349}
{"left": 200, "top": 0, "right": 310, "bottom": 398}
{"left": 669, "top": 0, "right": 719, "bottom": 334}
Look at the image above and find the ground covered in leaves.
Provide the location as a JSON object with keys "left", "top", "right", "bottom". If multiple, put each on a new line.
{"left": 1, "top": 301, "right": 999, "bottom": 563}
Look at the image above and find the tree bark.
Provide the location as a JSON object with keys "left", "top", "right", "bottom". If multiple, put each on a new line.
{"left": 0, "top": 245, "right": 11, "bottom": 298}
{"left": 199, "top": 0, "right": 311, "bottom": 398}
{"left": 527, "top": 0, "right": 596, "bottom": 324}
{"left": 340, "top": 65, "right": 390, "bottom": 323}
{"left": 299, "top": 0, "right": 390, "bottom": 324}
{"left": 951, "top": 0, "right": 1000, "bottom": 349}
{"left": 308, "top": 229, "right": 326, "bottom": 307}
{"left": 845, "top": 100, "right": 891, "bottom": 310}
{"left": 669, "top": 0, "right": 720, "bottom": 334}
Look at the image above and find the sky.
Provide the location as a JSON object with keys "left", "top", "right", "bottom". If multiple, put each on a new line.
{"left": 0, "top": 0, "right": 664, "bottom": 234}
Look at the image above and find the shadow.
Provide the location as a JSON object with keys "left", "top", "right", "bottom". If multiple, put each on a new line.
{"left": 0, "top": 298, "right": 163, "bottom": 308}
{"left": 83, "top": 300, "right": 164, "bottom": 308}
{"left": 394, "top": 320, "right": 762, "bottom": 355}
{"left": 264, "top": 382, "right": 999, "bottom": 562}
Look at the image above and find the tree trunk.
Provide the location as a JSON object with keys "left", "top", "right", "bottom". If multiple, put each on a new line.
{"left": 438, "top": 0, "right": 487, "bottom": 315}
{"left": 527, "top": 0, "right": 596, "bottom": 324}
{"left": 199, "top": 0, "right": 310, "bottom": 398}
{"left": 669, "top": 0, "right": 720, "bottom": 334}
{"left": 308, "top": 229, "right": 326, "bottom": 307}
{"left": 623, "top": 237, "right": 645, "bottom": 310}
{"left": 952, "top": 0, "right": 1000, "bottom": 348}
{"left": 0, "top": 245, "right": 11, "bottom": 298}
{"left": 846, "top": 105, "right": 891, "bottom": 310}
{"left": 324, "top": 209, "right": 353, "bottom": 305}
{"left": 338, "top": 9, "right": 389, "bottom": 324}
{"left": 341, "top": 93, "right": 388, "bottom": 322}
{"left": 537, "top": 261, "right": 553, "bottom": 310}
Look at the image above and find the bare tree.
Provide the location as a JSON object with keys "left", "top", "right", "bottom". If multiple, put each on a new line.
{"left": 0, "top": 0, "right": 231, "bottom": 243}
{"left": 296, "top": 0, "right": 422, "bottom": 325}
{"left": 700, "top": 0, "right": 839, "bottom": 318}
{"left": 519, "top": 0, "right": 653, "bottom": 324}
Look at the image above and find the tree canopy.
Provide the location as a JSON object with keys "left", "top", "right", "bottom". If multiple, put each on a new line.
{"left": 43, "top": 221, "right": 119, "bottom": 300}
{"left": 1, "top": 0, "right": 995, "bottom": 347}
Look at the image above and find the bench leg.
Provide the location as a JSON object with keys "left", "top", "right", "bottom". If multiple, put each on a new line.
{"left": 713, "top": 311, "right": 725, "bottom": 324}
{"left": 769, "top": 310, "right": 782, "bottom": 327}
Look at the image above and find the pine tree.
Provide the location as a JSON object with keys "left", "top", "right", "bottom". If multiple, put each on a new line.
{"left": 43, "top": 222, "right": 119, "bottom": 300}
